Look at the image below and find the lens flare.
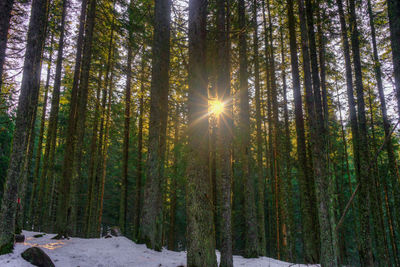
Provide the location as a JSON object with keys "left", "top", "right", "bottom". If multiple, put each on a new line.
{"left": 209, "top": 100, "right": 224, "bottom": 116}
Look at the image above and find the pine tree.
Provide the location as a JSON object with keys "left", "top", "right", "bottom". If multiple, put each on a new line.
{"left": 216, "top": 0, "right": 233, "bottom": 265}
{"left": 286, "top": 0, "right": 319, "bottom": 261}
{"left": 186, "top": 0, "right": 217, "bottom": 265}
{"left": 120, "top": 0, "right": 135, "bottom": 235}
{"left": 30, "top": 34, "right": 54, "bottom": 229}
{"left": 39, "top": 0, "right": 68, "bottom": 232}
{"left": 368, "top": 0, "right": 400, "bottom": 249}
{"left": 0, "top": 0, "right": 48, "bottom": 254}
{"left": 57, "top": 0, "right": 96, "bottom": 238}
{"left": 168, "top": 104, "right": 180, "bottom": 251}
{"left": 134, "top": 52, "right": 146, "bottom": 239}
{"left": 279, "top": 22, "right": 294, "bottom": 261}
{"left": 348, "top": 0, "right": 374, "bottom": 263}
{"left": 238, "top": 0, "right": 258, "bottom": 258}
{"left": 84, "top": 65, "right": 103, "bottom": 237}
{"left": 252, "top": 0, "right": 266, "bottom": 257}
{"left": 139, "top": 0, "right": 171, "bottom": 250}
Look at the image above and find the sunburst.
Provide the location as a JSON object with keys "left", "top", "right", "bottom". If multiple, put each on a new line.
{"left": 209, "top": 99, "right": 225, "bottom": 116}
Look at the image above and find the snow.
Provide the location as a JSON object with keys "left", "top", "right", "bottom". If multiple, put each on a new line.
{"left": 0, "top": 231, "right": 319, "bottom": 267}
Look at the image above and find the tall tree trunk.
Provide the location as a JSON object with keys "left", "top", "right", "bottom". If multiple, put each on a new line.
{"left": 316, "top": 8, "right": 329, "bottom": 125}
{"left": 336, "top": 0, "right": 360, "bottom": 184}
{"left": 286, "top": 0, "right": 319, "bottom": 261}
{"left": 303, "top": 0, "right": 338, "bottom": 264}
{"left": 265, "top": 0, "right": 282, "bottom": 257}
{"left": 366, "top": 87, "right": 390, "bottom": 266}
{"left": 316, "top": 13, "right": 340, "bottom": 258}
{"left": 387, "top": 0, "right": 400, "bottom": 118}
{"left": 57, "top": 0, "right": 96, "bottom": 238}
{"left": 368, "top": 0, "right": 400, "bottom": 239}
{"left": 0, "top": 0, "right": 14, "bottom": 90}
{"left": 210, "top": 112, "right": 217, "bottom": 248}
{"left": 252, "top": 0, "right": 266, "bottom": 257}
{"left": 30, "top": 35, "right": 54, "bottom": 229}
{"left": 38, "top": 0, "right": 67, "bottom": 232}
{"left": 16, "top": 95, "right": 39, "bottom": 234}
{"left": 336, "top": 83, "right": 353, "bottom": 194}
{"left": 60, "top": 0, "right": 88, "bottom": 224}
{"left": 279, "top": 22, "right": 294, "bottom": 261}
{"left": 335, "top": 0, "right": 367, "bottom": 262}
{"left": 238, "top": 0, "right": 258, "bottom": 258}
{"left": 334, "top": 155, "right": 347, "bottom": 265}
{"left": 55, "top": 0, "right": 87, "bottom": 232}
{"left": 186, "top": 0, "right": 217, "bottom": 265}
{"left": 87, "top": 67, "right": 108, "bottom": 238}
{"left": 382, "top": 176, "right": 400, "bottom": 265}
{"left": 216, "top": 0, "right": 233, "bottom": 265}
{"left": 120, "top": 0, "right": 134, "bottom": 235}
{"left": 84, "top": 66, "right": 102, "bottom": 237}
{"left": 348, "top": 0, "right": 374, "bottom": 264}
{"left": 134, "top": 54, "right": 145, "bottom": 239}
{"left": 335, "top": 82, "right": 358, "bottom": 265}
{"left": 97, "top": 63, "right": 114, "bottom": 236}
{"left": 168, "top": 105, "right": 179, "bottom": 251}
{"left": 88, "top": 11, "right": 116, "bottom": 237}
{"left": 0, "top": 0, "right": 48, "bottom": 254}
{"left": 368, "top": 0, "right": 398, "bottom": 261}
{"left": 139, "top": 0, "right": 171, "bottom": 251}
{"left": 261, "top": 0, "right": 273, "bottom": 254}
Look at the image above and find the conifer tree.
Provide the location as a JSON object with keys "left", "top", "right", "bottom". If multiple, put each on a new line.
{"left": 0, "top": 0, "right": 48, "bottom": 253}
{"left": 186, "top": 0, "right": 217, "bottom": 265}
{"left": 139, "top": 0, "right": 171, "bottom": 250}
{"left": 238, "top": 0, "right": 258, "bottom": 258}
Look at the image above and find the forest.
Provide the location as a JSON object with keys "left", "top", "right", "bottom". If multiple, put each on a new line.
{"left": 0, "top": 0, "right": 400, "bottom": 266}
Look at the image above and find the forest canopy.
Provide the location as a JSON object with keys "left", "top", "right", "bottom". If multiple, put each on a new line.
{"left": 1, "top": 0, "right": 400, "bottom": 266}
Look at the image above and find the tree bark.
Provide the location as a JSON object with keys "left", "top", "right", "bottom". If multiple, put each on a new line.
{"left": 120, "top": 0, "right": 134, "bottom": 235}
{"left": 30, "top": 34, "right": 54, "bottom": 229}
{"left": 368, "top": 0, "right": 400, "bottom": 242}
{"left": 366, "top": 87, "right": 390, "bottom": 266}
{"left": 84, "top": 66, "right": 102, "bottom": 237}
{"left": 279, "top": 22, "right": 294, "bottom": 261}
{"left": 261, "top": 0, "right": 273, "bottom": 254}
{"left": 0, "top": 0, "right": 15, "bottom": 90}
{"left": 186, "top": 0, "right": 217, "bottom": 265}
{"left": 39, "top": 0, "right": 67, "bottom": 232}
{"left": 168, "top": 105, "right": 179, "bottom": 251}
{"left": 238, "top": 0, "right": 258, "bottom": 258}
{"left": 348, "top": 0, "right": 374, "bottom": 264}
{"left": 335, "top": 0, "right": 364, "bottom": 259}
{"left": 303, "top": 0, "right": 338, "bottom": 264}
{"left": 134, "top": 53, "right": 145, "bottom": 239}
{"left": 252, "top": 0, "right": 266, "bottom": 257}
{"left": 387, "top": 0, "right": 400, "bottom": 118}
{"left": 264, "top": 0, "right": 282, "bottom": 257}
{"left": 139, "top": 0, "right": 171, "bottom": 251}
{"left": 56, "top": 0, "right": 88, "bottom": 232}
{"left": 57, "top": 0, "right": 96, "bottom": 238}
{"left": 0, "top": 0, "right": 48, "bottom": 254}
{"left": 87, "top": 67, "right": 108, "bottom": 238}
{"left": 97, "top": 60, "right": 115, "bottom": 236}
{"left": 216, "top": 0, "right": 233, "bottom": 265}
{"left": 286, "top": 0, "right": 319, "bottom": 262}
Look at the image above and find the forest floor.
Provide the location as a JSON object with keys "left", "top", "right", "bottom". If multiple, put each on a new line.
{"left": 0, "top": 231, "right": 319, "bottom": 266}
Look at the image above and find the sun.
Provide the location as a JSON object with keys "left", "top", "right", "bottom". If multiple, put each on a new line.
{"left": 209, "top": 100, "right": 224, "bottom": 116}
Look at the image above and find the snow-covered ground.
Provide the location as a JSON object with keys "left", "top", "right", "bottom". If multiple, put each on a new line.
{"left": 0, "top": 231, "right": 319, "bottom": 267}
